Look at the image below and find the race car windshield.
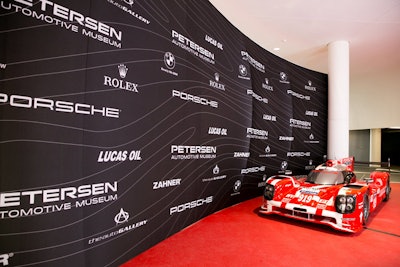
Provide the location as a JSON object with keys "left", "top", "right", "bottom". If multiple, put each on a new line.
{"left": 306, "top": 171, "right": 345, "bottom": 185}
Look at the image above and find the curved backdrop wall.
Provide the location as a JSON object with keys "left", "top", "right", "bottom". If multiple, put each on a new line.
{"left": 0, "top": 1, "right": 327, "bottom": 266}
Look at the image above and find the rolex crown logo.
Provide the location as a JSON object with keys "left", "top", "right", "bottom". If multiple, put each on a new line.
{"left": 214, "top": 73, "right": 220, "bottom": 82}
{"left": 118, "top": 64, "right": 128, "bottom": 79}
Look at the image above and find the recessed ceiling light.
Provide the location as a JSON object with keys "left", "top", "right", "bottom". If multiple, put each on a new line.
{"left": 273, "top": 47, "right": 280, "bottom": 51}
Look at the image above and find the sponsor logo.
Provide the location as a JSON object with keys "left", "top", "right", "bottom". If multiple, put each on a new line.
{"left": 0, "top": 182, "right": 118, "bottom": 219}
{"left": 2, "top": 0, "right": 122, "bottom": 48}
{"left": 161, "top": 52, "right": 178, "bottom": 76}
{"left": 305, "top": 159, "right": 315, "bottom": 170}
{"left": 103, "top": 64, "right": 139, "bottom": 93}
{"left": 107, "top": 0, "right": 150, "bottom": 25}
{"left": 241, "top": 166, "right": 266, "bottom": 174}
{"left": 304, "top": 133, "right": 320, "bottom": 144}
{"left": 213, "top": 165, "right": 219, "bottom": 175}
{"left": 0, "top": 63, "right": 6, "bottom": 70}
{"left": 164, "top": 52, "right": 175, "bottom": 69}
{"left": 281, "top": 161, "right": 288, "bottom": 171}
{"left": 172, "top": 90, "right": 218, "bottom": 108}
{"left": 238, "top": 64, "right": 250, "bottom": 80}
{"left": 258, "top": 174, "right": 268, "bottom": 188}
{"left": 247, "top": 127, "right": 268, "bottom": 140}
{"left": 170, "top": 196, "right": 213, "bottom": 215}
{"left": 287, "top": 152, "right": 311, "bottom": 157}
{"left": 247, "top": 89, "right": 268, "bottom": 104}
{"left": 279, "top": 72, "right": 290, "bottom": 84}
{"left": 241, "top": 51, "right": 265, "bottom": 72}
{"left": 305, "top": 80, "right": 317, "bottom": 91}
{"left": 171, "top": 145, "right": 217, "bottom": 160}
{"left": 202, "top": 165, "right": 227, "bottom": 182}
{"left": 289, "top": 118, "right": 311, "bottom": 129}
{"left": 234, "top": 152, "right": 250, "bottom": 158}
{"left": 0, "top": 92, "right": 120, "bottom": 118}
{"left": 118, "top": 64, "right": 128, "bottom": 78}
{"left": 287, "top": 90, "right": 310, "bottom": 101}
{"left": 88, "top": 208, "right": 147, "bottom": 245}
{"left": 171, "top": 145, "right": 216, "bottom": 154}
{"left": 279, "top": 136, "right": 294, "bottom": 141}
{"left": 300, "top": 187, "right": 320, "bottom": 195}
{"left": 123, "top": 0, "right": 134, "bottom": 5}
{"left": 153, "top": 178, "right": 181, "bottom": 190}
{"left": 342, "top": 217, "right": 356, "bottom": 221}
{"left": 279, "top": 161, "right": 292, "bottom": 175}
{"left": 305, "top": 110, "right": 318, "bottom": 117}
{"left": 262, "top": 78, "right": 274, "bottom": 91}
{"left": 0, "top": 253, "right": 13, "bottom": 266}
{"left": 208, "top": 127, "right": 227, "bottom": 136}
{"left": 172, "top": 30, "right": 215, "bottom": 64}
{"left": 205, "top": 34, "right": 223, "bottom": 50}
{"left": 259, "top": 145, "right": 277, "bottom": 158}
{"left": 209, "top": 73, "right": 225, "bottom": 91}
{"left": 114, "top": 208, "right": 129, "bottom": 224}
{"left": 97, "top": 150, "right": 142, "bottom": 162}
{"left": 263, "top": 114, "right": 277, "bottom": 122}
{"left": 231, "top": 180, "right": 242, "bottom": 195}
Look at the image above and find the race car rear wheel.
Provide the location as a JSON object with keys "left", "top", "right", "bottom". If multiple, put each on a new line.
{"left": 362, "top": 194, "right": 370, "bottom": 225}
{"left": 384, "top": 180, "right": 391, "bottom": 202}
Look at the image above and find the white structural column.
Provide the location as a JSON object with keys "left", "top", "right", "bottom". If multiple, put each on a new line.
{"left": 327, "top": 41, "right": 350, "bottom": 159}
{"left": 370, "top": 128, "right": 381, "bottom": 163}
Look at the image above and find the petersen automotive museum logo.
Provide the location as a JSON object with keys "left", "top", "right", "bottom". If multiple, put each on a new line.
{"left": 2, "top": 0, "right": 123, "bottom": 48}
{"left": 0, "top": 182, "right": 118, "bottom": 219}
{"left": 246, "top": 127, "right": 268, "bottom": 140}
{"left": 241, "top": 51, "right": 265, "bottom": 73}
{"left": 170, "top": 145, "right": 217, "bottom": 160}
{"left": 171, "top": 29, "right": 215, "bottom": 64}
{"left": 0, "top": 253, "right": 13, "bottom": 266}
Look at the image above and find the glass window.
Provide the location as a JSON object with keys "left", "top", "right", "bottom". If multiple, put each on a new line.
{"left": 307, "top": 170, "right": 345, "bottom": 185}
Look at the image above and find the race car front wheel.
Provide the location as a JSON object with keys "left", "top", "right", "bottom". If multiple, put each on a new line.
{"left": 384, "top": 180, "right": 391, "bottom": 202}
{"left": 362, "top": 194, "right": 370, "bottom": 225}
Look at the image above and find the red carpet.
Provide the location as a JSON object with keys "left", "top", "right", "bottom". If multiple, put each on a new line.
{"left": 122, "top": 183, "right": 400, "bottom": 267}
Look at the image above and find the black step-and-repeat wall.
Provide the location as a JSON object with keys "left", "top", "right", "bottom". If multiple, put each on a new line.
{"left": 0, "top": 1, "right": 327, "bottom": 266}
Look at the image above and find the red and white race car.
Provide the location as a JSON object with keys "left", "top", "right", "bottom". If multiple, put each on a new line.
{"left": 260, "top": 157, "right": 391, "bottom": 233}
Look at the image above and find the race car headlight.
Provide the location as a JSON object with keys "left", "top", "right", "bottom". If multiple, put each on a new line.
{"left": 335, "top": 195, "right": 356, "bottom": 214}
{"left": 264, "top": 184, "right": 275, "bottom": 200}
